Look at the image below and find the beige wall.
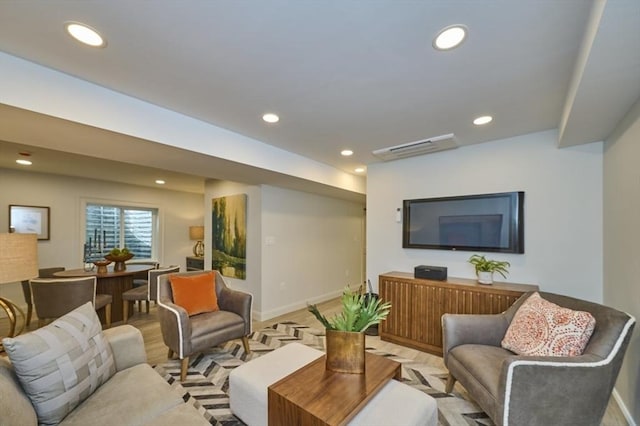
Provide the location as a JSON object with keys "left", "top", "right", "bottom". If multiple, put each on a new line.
{"left": 0, "top": 168, "right": 204, "bottom": 309}
{"left": 603, "top": 97, "right": 640, "bottom": 423}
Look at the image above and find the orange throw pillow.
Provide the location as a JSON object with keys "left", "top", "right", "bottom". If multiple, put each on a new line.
{"left": 170, "top": 271, "right": 219, "bottom": 316}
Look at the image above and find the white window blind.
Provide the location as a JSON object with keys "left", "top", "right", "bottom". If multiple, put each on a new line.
{"left": 86, "top": 204, "right": 156, "bottom": 259}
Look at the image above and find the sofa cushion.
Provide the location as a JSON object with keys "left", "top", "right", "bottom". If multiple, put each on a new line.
{"left": 1, "top": 302, "right": 115, "bottom": 426}
{"left": 502, "top": 292, "right": 596, "bottom": 356}
{"left": 0, "top": 357, "right": 38, "bottom": 426}
{"left": 60, "top": 363, "right": 185, "bottom": 426}
{"left": 170, "top": 271, "right": 219, "bottom": 315}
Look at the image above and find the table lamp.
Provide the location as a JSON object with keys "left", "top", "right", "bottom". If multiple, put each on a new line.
{"left": 189, "top": 226, "right": 205, "bottom": 257}
{"left": 0, "top": 233, "right": 38, "bottom": 342}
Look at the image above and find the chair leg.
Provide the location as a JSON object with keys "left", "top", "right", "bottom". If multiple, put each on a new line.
{"left": 123, "top": 301, "right": 129, "bottom": 323}
{"left": 445, "top": 374, "right": 456, "bottom": 393}
{"left": 241, "top": 336, "right": 251, "bottom": 354}
{"left": 105, "top": 303, "right": 112, "bottom": 329}
{"left": 168, "top": 348, "right": 174, "bottom": 359}
{"left": 180, "top": 357, "right": 189, "bottom": 382}
{"left": 26, "top": 303, "right": 33, "bottom": 327}
{"left": 145, "top": 300, "right": 149, "bottom": 314}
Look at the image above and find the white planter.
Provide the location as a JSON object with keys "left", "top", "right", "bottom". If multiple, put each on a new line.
{"left": 477, "top": 271, "right": 494, "bottom": 284}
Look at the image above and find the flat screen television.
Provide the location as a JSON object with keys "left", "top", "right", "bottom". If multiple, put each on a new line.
{"left": 403, "top": 191, "right": 524, "bottom": 253}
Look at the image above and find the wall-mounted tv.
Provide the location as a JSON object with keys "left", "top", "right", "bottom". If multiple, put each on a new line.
{"left": 403, "top": 191, "right": 524, "bottom": 253}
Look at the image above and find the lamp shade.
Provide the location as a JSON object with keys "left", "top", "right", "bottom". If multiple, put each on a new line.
{"left": 189, "top": 226, "right": 204, "bottom": 241}
{"left": 0, "top": 233, "right": 38, "bottom": 284}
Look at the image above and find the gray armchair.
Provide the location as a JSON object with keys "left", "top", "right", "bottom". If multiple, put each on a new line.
{"left": 157, "top": 270, "right": 252, "bottom": 381}
{"left": 442, "top": 291, "right": 635, "bottom": 426}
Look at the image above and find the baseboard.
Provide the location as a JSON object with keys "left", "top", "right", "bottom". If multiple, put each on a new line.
{"left": 253, "top": 289, "right": 343, "bottom": 322}
{"left": 612, "top": 388, "right": 637, "bottom": 426}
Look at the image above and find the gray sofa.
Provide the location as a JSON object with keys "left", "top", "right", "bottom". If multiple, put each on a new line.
{"left": 442, "top": 291, "right": 635, "bottom": 426}
{"left": 0, "top": 323, "right": 208, "bottom": 426}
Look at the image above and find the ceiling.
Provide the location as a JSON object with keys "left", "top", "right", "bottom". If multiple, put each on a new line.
{"left": 0, "top": 0, "right": 638, "bottom": 196}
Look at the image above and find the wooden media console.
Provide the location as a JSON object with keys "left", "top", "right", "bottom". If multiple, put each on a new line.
{"left": 378, "top": 271, "right": 538, "bottom": 356}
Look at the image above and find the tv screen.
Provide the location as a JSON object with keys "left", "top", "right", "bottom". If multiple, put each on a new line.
{"left": 403, "top": 191, "right": 524, "bottom": 253}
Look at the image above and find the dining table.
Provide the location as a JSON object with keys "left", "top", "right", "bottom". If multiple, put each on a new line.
{"left": 54, "top": 264, "right": 154, "bottom": 325}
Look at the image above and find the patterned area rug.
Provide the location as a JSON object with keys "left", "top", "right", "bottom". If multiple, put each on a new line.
{"left": 153, "top": 322, "right": 493, "bottom": 426}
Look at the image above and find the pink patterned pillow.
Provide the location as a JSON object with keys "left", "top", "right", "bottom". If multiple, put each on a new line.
{"left": 502, "top": 292, "right": 596, "bottom": 356}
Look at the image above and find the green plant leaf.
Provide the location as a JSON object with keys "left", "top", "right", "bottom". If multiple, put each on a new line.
{"left": 307, "top": 286, "right": 392, "bottom": 332}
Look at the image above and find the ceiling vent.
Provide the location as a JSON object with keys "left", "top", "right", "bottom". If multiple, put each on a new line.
{"left": 372, "top": 133, "right": 458, "bottom": 161}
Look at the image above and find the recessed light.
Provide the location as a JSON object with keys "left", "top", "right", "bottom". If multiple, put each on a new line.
{"left": 473, "top": 115, "right": 493, "bottom": 125}
{"left": 155, "top": 180, "right": 165, "bottom": 185}
{"left": 341, "top": 149, "right": 354, "bottom": 157}
{"left": 16, "top": 159, "right": 32, "bottom": 166}
{"left": 262, "top": 113, "right": 280, "bottom": 123}
{"left": 354, "top": 167, "right": 366, "bottom": 173}
{"left": 65, "top": 22, "right": 106, "bottom": 47}
{"left": 433, "top": 25, "right": 467, "bottom": 51}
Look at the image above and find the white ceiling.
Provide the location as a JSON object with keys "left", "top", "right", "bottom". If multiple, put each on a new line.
{"left": 0, "top": 0, "right": 638, "bottom": 196}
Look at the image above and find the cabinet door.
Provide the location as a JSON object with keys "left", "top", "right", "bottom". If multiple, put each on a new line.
{"left": 379, "top": 277, "right": 412, "bottom": 340}
{"left": 411, "top": 283, "right": 445, "bottom": 352}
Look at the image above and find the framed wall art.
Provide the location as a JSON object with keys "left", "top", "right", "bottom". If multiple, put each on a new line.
{"left": 9, "top": 204, "right": 50, "bottom": 240}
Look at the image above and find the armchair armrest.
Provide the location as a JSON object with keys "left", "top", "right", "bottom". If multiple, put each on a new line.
{"left": 497, "top": 353, "right": 609, "bottom": 426}
{"left": 103, "top": 325, "right": 147, "bottom": 371}
{"left": 157, "top": 300, "right": 192, "bottom": 357}
{"left": 442, "top": 313, "right": 510, "bottom": 360}
{"left": 219, "top": 287, "right": 252, "bottom": 335}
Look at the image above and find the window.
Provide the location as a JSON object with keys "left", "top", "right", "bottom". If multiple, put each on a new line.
{"left": 85, "top": 203, "right": 157, "bottom": 259}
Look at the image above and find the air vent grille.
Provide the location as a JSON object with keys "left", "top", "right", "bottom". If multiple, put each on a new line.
{"left": 372, "top": 133, "right": 457, "bottom": 161}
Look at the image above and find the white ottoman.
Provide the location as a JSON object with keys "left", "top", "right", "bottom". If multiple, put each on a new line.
{"left": 348, "top": 379, "right": 438, "bottom": 426}
{"left": 229, "top": 343, "right": 324, "bottom": 426}
{"left": 229, "top": 342, "right": 438, "bottom": 426}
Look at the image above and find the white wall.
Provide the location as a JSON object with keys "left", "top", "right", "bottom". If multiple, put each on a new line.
{"left": 260, "top": 185, "right": 365, "bottom": 320}
{"left": 205, "top": 181, "right": 365, "bottom": 321}
{"left": 367, "top": 129, "right": 604, "bottom": 302}
{"left": 0, "top": 168, "right": 204, "bottom": 307}
{"left": 603, "top": 97, "right": 640, "bottom": 424}
{"left": 205, "top": 180, "right": 263, "bottom": 312}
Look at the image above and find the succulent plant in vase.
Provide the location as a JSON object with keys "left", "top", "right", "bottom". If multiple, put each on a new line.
{"left": 308, "top": 286, "right": 391, "bottom": 374}
{"left": 468, "top": 254, "right": 510, "bottom": 285}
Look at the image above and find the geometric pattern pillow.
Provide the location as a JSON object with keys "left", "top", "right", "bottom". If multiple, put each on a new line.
{"left": 501, "top": 292, "right": 596, "bottom": 357}
{"left": 1, "top": 302, "right": 115, "bottom": 426}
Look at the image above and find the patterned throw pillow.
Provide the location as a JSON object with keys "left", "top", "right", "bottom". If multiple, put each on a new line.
{"left": 1, "top": 302, "right": 115, "bottom": 425}
{"left": 501, "top": 292, "right": 596, "bottom": 357}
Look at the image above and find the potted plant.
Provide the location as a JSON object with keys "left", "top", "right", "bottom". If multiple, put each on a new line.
{"left": 468, "top": 254, "right": 510, "bottom": 284}
{"left": 308, "top": 286, "right": 391, "bottom": 373}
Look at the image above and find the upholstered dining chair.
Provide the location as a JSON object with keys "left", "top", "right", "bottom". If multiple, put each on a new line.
{"left": 20, "top": 266, "right": 66, "bottom": 327}
{"left": 30, "top": 276, "right": 113, "bottom": 328}
{"left": 157, "top": 270, "right": 252, "bottom": 381}
{"left": 442, "top": 291, "right": 635, "bottom": 426}
{"left": 127, "top": 260, "right": 160, "bottom": 287}
{"left": 122, "top": 265, "right": 180, "bottom": 322}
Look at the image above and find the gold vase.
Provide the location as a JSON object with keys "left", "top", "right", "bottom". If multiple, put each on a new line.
{"left": 325, "top": 329, "right": 366, "bottom": 374}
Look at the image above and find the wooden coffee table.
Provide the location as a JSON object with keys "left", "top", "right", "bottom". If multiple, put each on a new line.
{"left": 268, "top": 352, "right": 401, "bottom": 426}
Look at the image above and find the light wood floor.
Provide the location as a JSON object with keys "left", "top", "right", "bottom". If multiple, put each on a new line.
{"left": 2, "top": 298, "right": 629, "bottom": 425}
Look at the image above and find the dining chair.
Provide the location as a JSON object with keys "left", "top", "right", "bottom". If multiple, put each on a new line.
{"left": 127, "top": 261, "right": 160, "bottom": 287}
{"left": 122, "top": 265, "right": 180, "bottom": 322}
{"left": 20, "top": 266, "right": 66, "bottom": 327}
{"left": 29, "top": 276, "right": 113, "bottom": 328}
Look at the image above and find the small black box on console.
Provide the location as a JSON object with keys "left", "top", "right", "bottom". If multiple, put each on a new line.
{"left": 414, "top": 265, "right": 448, "bottom": 281}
